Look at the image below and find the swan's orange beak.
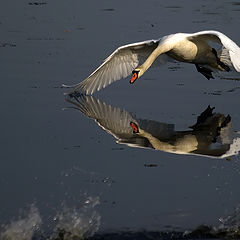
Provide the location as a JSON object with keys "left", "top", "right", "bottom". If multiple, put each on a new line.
{"left": 130, "top": 72, "right": 138, "bottom": 84}
{"left": 130, "top": 122, "right": 139, "bottom": 133}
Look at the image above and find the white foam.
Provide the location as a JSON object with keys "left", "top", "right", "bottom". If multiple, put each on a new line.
{"left": 53, "top": 196, "right": 101, "bottom": 239}
{"left": 1, "top": 204, "right": 42, "bottom": 240}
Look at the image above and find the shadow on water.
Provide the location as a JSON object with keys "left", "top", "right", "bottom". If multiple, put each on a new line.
{"left": 65, "top": 94, "right": 240, "bottom": 160}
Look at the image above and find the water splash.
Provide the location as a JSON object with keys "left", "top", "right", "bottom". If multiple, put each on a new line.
{"left": 53, "top": 196, "right": 101, "bottom": 239}
{"left": 0, "top": 195, "right": 101, "bottom": 239}
{"left": 0, "top": 204, "right": 42, "bottom": 240}
{"left": 219, "top": 204, "right": 240, "bottom": 232}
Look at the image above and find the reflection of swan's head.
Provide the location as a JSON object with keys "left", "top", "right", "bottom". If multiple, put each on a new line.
{"left": 130, "top": 122, "right": 139, "bottom": 133}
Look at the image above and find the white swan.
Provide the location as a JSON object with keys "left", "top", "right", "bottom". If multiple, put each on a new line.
{"left": 63, "top": 30, "right": 240, "bottom": 95}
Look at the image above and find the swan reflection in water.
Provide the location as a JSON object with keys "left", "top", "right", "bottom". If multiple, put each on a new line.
{"left": 66, "top": 95, "right": 240, "bottom": 159}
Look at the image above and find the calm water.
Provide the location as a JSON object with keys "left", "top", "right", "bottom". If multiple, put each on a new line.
{"left": 1, "top": 0, "right": 240, "bottom": 239}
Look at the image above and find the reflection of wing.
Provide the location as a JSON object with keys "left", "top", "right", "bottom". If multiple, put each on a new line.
{"left": 66, "top": 95, "right": 153, "bottom": 148}
{"left": 71, "top": 95, "right": 134, "bottom": 139}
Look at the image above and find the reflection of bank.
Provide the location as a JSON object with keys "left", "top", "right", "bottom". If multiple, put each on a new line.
{"left": 66, "top": 95, "right": 240, "bottom": 159}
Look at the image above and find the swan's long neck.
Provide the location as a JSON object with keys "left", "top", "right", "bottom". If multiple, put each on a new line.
{"left": 139, "top": 44, "right": 170, "bottom": 73}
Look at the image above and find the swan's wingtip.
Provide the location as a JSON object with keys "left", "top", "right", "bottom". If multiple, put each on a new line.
{"left": 62, "top": 85, "right": 88, "bottom": 97}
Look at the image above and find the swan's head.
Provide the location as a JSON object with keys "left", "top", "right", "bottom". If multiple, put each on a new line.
{"left": 130, "top": 69, "right": 142, "bottom": 84}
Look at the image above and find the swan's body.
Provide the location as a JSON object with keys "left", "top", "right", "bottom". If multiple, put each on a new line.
{"left": 64, "top": 30, "right": 240, "bottom": 95}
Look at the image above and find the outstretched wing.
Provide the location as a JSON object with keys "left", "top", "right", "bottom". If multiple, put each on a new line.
{"left": 63, "top": 39, "right": 162, "bottom": 95}
{"left": 187, "top": 30, "right": 240, "bottom": 71}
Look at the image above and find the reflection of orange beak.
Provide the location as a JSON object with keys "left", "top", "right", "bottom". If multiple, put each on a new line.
{"left": 130, "top": 122, "right": 139, "bottom": 133}
{"left": 130, "top": 72, "right": 138, "bottom": 84}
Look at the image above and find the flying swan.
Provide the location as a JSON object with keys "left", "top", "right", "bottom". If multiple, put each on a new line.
{"left": 63, "top": 30, "right": 240, "bottom": 95}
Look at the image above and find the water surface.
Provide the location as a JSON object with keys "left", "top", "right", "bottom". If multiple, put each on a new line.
{"left": 1, "top": 0, "right": 240, "bottom": 239}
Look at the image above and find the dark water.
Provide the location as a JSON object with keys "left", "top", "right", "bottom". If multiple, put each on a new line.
{"left": 1, "top": 0, "right": 240, "bottom": 239}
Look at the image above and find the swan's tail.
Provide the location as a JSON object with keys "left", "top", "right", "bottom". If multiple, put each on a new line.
{"left": 218, "top": 46, "right": 240, "bottom": 72}
{"left": 218, "top": 47, "right": 232, "bottom": 67}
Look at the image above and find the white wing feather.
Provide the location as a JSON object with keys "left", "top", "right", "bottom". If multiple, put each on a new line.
{"left": 64, "top": 39, "right": 162, "bottom": 95}
{"left": 188, "top": 30, "right": 240, "bottom": 71}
